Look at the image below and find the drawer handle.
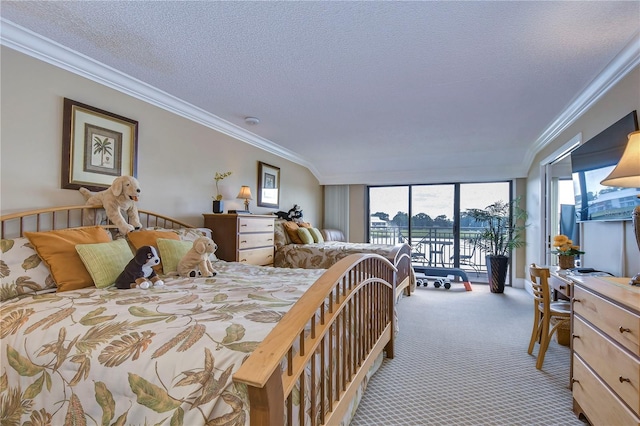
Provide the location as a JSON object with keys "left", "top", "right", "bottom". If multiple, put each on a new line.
{"left": 619, "top": 326, "right": 631, "bottom": 333}
{"left": 268, "top": 238, "right": 273, "bottom": 241}
{"left": 240, "top": 258, "right": 247, "bottom": 262}
{"left": 268, "top": 224, "right": 274, "bottom": 227}
{"left": 572, "top": 334, "right": 580, "bottom": 339}
{"left": 573, "top": 299, "right": 581, "bottom": 304}
{"left": 241, "top": 240, "right": 247, "bottom": 243}
{"left": 241, "top": 224, "right": 248, "bottom": 227}
{"left": 267, "top": 255, "right": 273, "bottom": 258}
{"left": 619, "top": 376, "right": 631, "bottom": 383}
{"left": 559, "top": 285, "right": 566, "bottom": 290}
{"left": 571, "top": 379, "right": 579, "bottom": 384}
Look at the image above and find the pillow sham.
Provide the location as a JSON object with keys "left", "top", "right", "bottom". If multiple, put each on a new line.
{"left": 75, "top": 239, "right": 133, "bottom": 289}
{"left": 297, "top": 227, "right": 314, "bottom": 244}
{"left": 282, "top": 221, "right": 304, "bottom": 244}
{"left": 156, "top": 239, "right": 194, "bottom": 274}
{"left": 24, "top": 226, "right": 112, "bottom": 292}
{"left": 0, "top": 237, "right": 55, "bottom": 301}
{"left": 308, "top": 227, "right": 325, "bottom": 243}
{"left": 274, "top": 220, "right": 290, "bottom": 247}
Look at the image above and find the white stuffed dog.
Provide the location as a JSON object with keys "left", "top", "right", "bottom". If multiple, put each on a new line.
{"left": 79, "top": 175, "right": 143, "bottom": 235}
{"left": 177, "top": 237, "right": 218, "bottom": 278}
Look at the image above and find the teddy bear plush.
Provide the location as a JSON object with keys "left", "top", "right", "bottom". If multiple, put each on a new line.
{"left": 115, "top": 246, "right": 165, "bottom": 289}
{"left": 177, "top": 236, "right": 218, "bottom": 278}
{"left": 79, "top": 175, "right": 143, "bottom": 235}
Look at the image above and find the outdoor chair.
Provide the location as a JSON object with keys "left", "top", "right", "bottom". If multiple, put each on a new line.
{"left": 451, "top": 237, "right": 480, "bottom": 275}
{"left": 398, "top": 233, "right": 428, "bottom": 265}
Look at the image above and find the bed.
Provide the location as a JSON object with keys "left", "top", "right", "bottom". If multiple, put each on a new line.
{"left": 0, "top": 205, "right": 397, "bottom": 425}
{"left": 273, "top": 220, "right": 416, "bottom": 298}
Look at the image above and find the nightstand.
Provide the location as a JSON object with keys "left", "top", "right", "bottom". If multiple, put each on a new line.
{"left": 203, "top": 214, "right": 275, "bottom": 266}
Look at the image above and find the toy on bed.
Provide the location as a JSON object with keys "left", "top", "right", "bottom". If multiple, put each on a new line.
{"left": 177, "top": 236, "right": 218, "bottom": 277}
{"left": 275, "top": 204, "right": 303, "bottom": 222}
{"left": 79, "top": 175, "right": 143, "bottom": 234}
{"left": 115, "top": 245, "right": 165, "bottom": 289}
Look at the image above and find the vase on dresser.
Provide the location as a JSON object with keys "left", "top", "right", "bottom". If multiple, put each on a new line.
{"left": 558, "top": 255, "right": 575, "bottom": 269}
{"left": 212, "top": 200, "right": 224, "bottom": 214}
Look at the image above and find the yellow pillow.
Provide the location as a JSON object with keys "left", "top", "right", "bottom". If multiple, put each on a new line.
{"left": 127, "top": 229, "right": 180, "bottom": 274}
{"left": 25, "top": 226, "right": 111, "bottom": 292}
{"left": 75, "top": 239, "right": 133, "bottom": 289}
{"left": 156, "top": 239, "right": 193, "bottom": 274}
{"left": 282, "top": 221, "right": 303, "bottom": 244}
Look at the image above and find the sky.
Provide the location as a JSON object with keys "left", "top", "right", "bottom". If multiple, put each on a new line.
{"left": 369, "top": 182, "right": 511, "bottom": 220}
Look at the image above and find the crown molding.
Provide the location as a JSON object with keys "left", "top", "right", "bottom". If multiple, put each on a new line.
{"left": 0, "top": 18, "right": 321, "bottom": 180}
{"left": 522, "top": 31, "right": 640, "bottom": 171}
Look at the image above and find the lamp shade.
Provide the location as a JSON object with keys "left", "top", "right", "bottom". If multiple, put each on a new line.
{"left": 600, "top": 131, "right": 640, "bottom": 187}
{"left": 236, "top": 186, "right": 253, "bottom": 200}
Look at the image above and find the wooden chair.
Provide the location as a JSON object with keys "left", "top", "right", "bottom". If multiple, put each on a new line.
{"left": 527, "top": 264, "right": 571, "bottom": 369}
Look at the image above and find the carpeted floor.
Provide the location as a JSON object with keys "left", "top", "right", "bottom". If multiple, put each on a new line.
{"left": 351, "top": 283, "right": 586, "bottom": 426}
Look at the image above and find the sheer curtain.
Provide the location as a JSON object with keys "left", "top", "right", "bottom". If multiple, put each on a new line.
{"left": 323, "top": 185, "right": 349, "bottom": 239}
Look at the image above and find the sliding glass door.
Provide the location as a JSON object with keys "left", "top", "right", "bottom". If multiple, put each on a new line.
{"left": 368, "top": 181, "right": 511, "bottom": 281}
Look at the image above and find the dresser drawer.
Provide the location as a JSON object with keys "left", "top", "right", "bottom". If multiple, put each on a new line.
{"left": 238, "top": 217, "right": 275, "bottom": 233}
{"left": 573, "top": 316, "right": 640, "bottom": 415}
{"left": 238, "top": 232, "right": 274, "bottom": 249}
{"left": 573, "top": 355, "right": 640, "bottom": 426}
{"left": 238, "top": 247, "right": 274, "bottom": 266}
{"left": 574, "top": 285, "right": 640, "bottom": 355}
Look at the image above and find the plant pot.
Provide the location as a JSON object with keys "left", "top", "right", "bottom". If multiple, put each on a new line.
{"left": 486, "top": 255, "right": 509, "bottom": 293}
{"left": 212, "top": 200, "right": 224, "bottom": 214}
{"left": 558, "top": 255, "right": 575, "bottom": 269}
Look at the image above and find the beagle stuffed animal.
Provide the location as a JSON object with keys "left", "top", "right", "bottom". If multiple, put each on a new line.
{"left": 79, "top": 175, "right": 143, "bottom": 235}
{"left": 115, "top": 246, "right": 164, "bottom": 289}
{"left": 177, "top": 236, "right": 218, "bottom": 278}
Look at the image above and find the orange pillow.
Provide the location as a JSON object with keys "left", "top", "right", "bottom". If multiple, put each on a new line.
{"left": 298, "top": 222, "right": 312, "bottom": 228}
{"left": 282, "top": 221, "right": 303, "bottom": 244}
{"left": 127, "top": 230, "right": 180, "bottom": 274}
{"left": 25, "top": 226, "right": 112, "bottom": 292}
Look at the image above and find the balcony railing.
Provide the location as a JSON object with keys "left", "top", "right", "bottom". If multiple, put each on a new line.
{"left": 370, "top": 225, "right": 487, "bottom": 273}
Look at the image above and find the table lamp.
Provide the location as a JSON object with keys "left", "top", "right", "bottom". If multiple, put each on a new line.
{"left": 237, "top": 186, "right": 253, "bottom": 212}
{"left": 600, "top": 130, "right": 640, "bottom": 285}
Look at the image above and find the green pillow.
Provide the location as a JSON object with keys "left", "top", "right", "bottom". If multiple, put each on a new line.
{"left": 75, "top": 239, "right": 133, "bottom": 289}
{"left": 157, "top": 238, "right": 193, "bottom": 274}
{"left": 309, "top": 227, "right": 324, "bottom": 243}
{"left": 297, "top": 227, "right": 314, "bottom": 244}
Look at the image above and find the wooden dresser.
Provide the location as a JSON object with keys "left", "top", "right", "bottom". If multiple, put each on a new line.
{"left": 203, "top": 214, "right": 275, "bottom": 266}
{"left": 570, "top": 275, "right": 640, "bottom": 425}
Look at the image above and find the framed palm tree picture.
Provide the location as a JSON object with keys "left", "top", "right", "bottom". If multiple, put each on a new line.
{"left": 61, "top": 98, "right": 138, "bottom": 191}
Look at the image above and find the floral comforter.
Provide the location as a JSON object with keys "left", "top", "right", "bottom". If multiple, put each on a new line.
{"left": 0, "top": 261, "right": 326, "bottom": 425}
{"left": 274, "top": 241, "right": 402, "bottom": 269}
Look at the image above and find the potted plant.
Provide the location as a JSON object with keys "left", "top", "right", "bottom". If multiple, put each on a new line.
{"left": 213, "top": 171, "right": 232, "bottom": 213}
{"left": 465, "top": 197, "right": 528, "bottom": 293}
{"left": 551, "top": 234, "right": 584, "bottom": 269}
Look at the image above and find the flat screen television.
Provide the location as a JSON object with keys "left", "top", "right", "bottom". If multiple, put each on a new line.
{"left": 571, "top": 110, "right": 639, "bottom": 222}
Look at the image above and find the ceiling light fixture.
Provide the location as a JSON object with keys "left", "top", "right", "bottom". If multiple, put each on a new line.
{"left": 244, "top": 117, "right": 260, "bottom": 125}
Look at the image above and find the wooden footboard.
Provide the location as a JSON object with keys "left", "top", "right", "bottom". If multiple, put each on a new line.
{"left": 391, "top": 243, "right": 414, "bottom": 298}
{"left": 233, "top": 253, "right": 396, "bottom": 426}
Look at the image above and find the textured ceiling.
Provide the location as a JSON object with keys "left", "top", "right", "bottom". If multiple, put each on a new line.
{"left": 2, "top": 1, "right": 639, "bottom": 184}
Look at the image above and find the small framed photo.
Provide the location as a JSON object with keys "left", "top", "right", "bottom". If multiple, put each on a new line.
{"left": 61, "top": 98, "right": 138, "bottom": 191}
{"left": 257, "top": 161, "right": 280, "bottom": 208}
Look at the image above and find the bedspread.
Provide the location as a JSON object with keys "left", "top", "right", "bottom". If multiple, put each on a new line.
{"left": 0, "top": 261, "right": 325, "bottom": 425}
{"left": 275, "top": 241, "right": 402, "bottom": 269}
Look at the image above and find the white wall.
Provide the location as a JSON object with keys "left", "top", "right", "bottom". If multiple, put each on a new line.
{"left": 0, "top": 47, "right": 322, "bottom": 227}
{"left": 526, "top": 66, "right": 640, "bottom": 278}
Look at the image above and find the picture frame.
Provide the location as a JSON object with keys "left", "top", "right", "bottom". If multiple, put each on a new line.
{"left": 257, "top": 161, "right": 280, "bottom": 208}
{"left": 61, "top": 98, "right": 138, "bottom": 191}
